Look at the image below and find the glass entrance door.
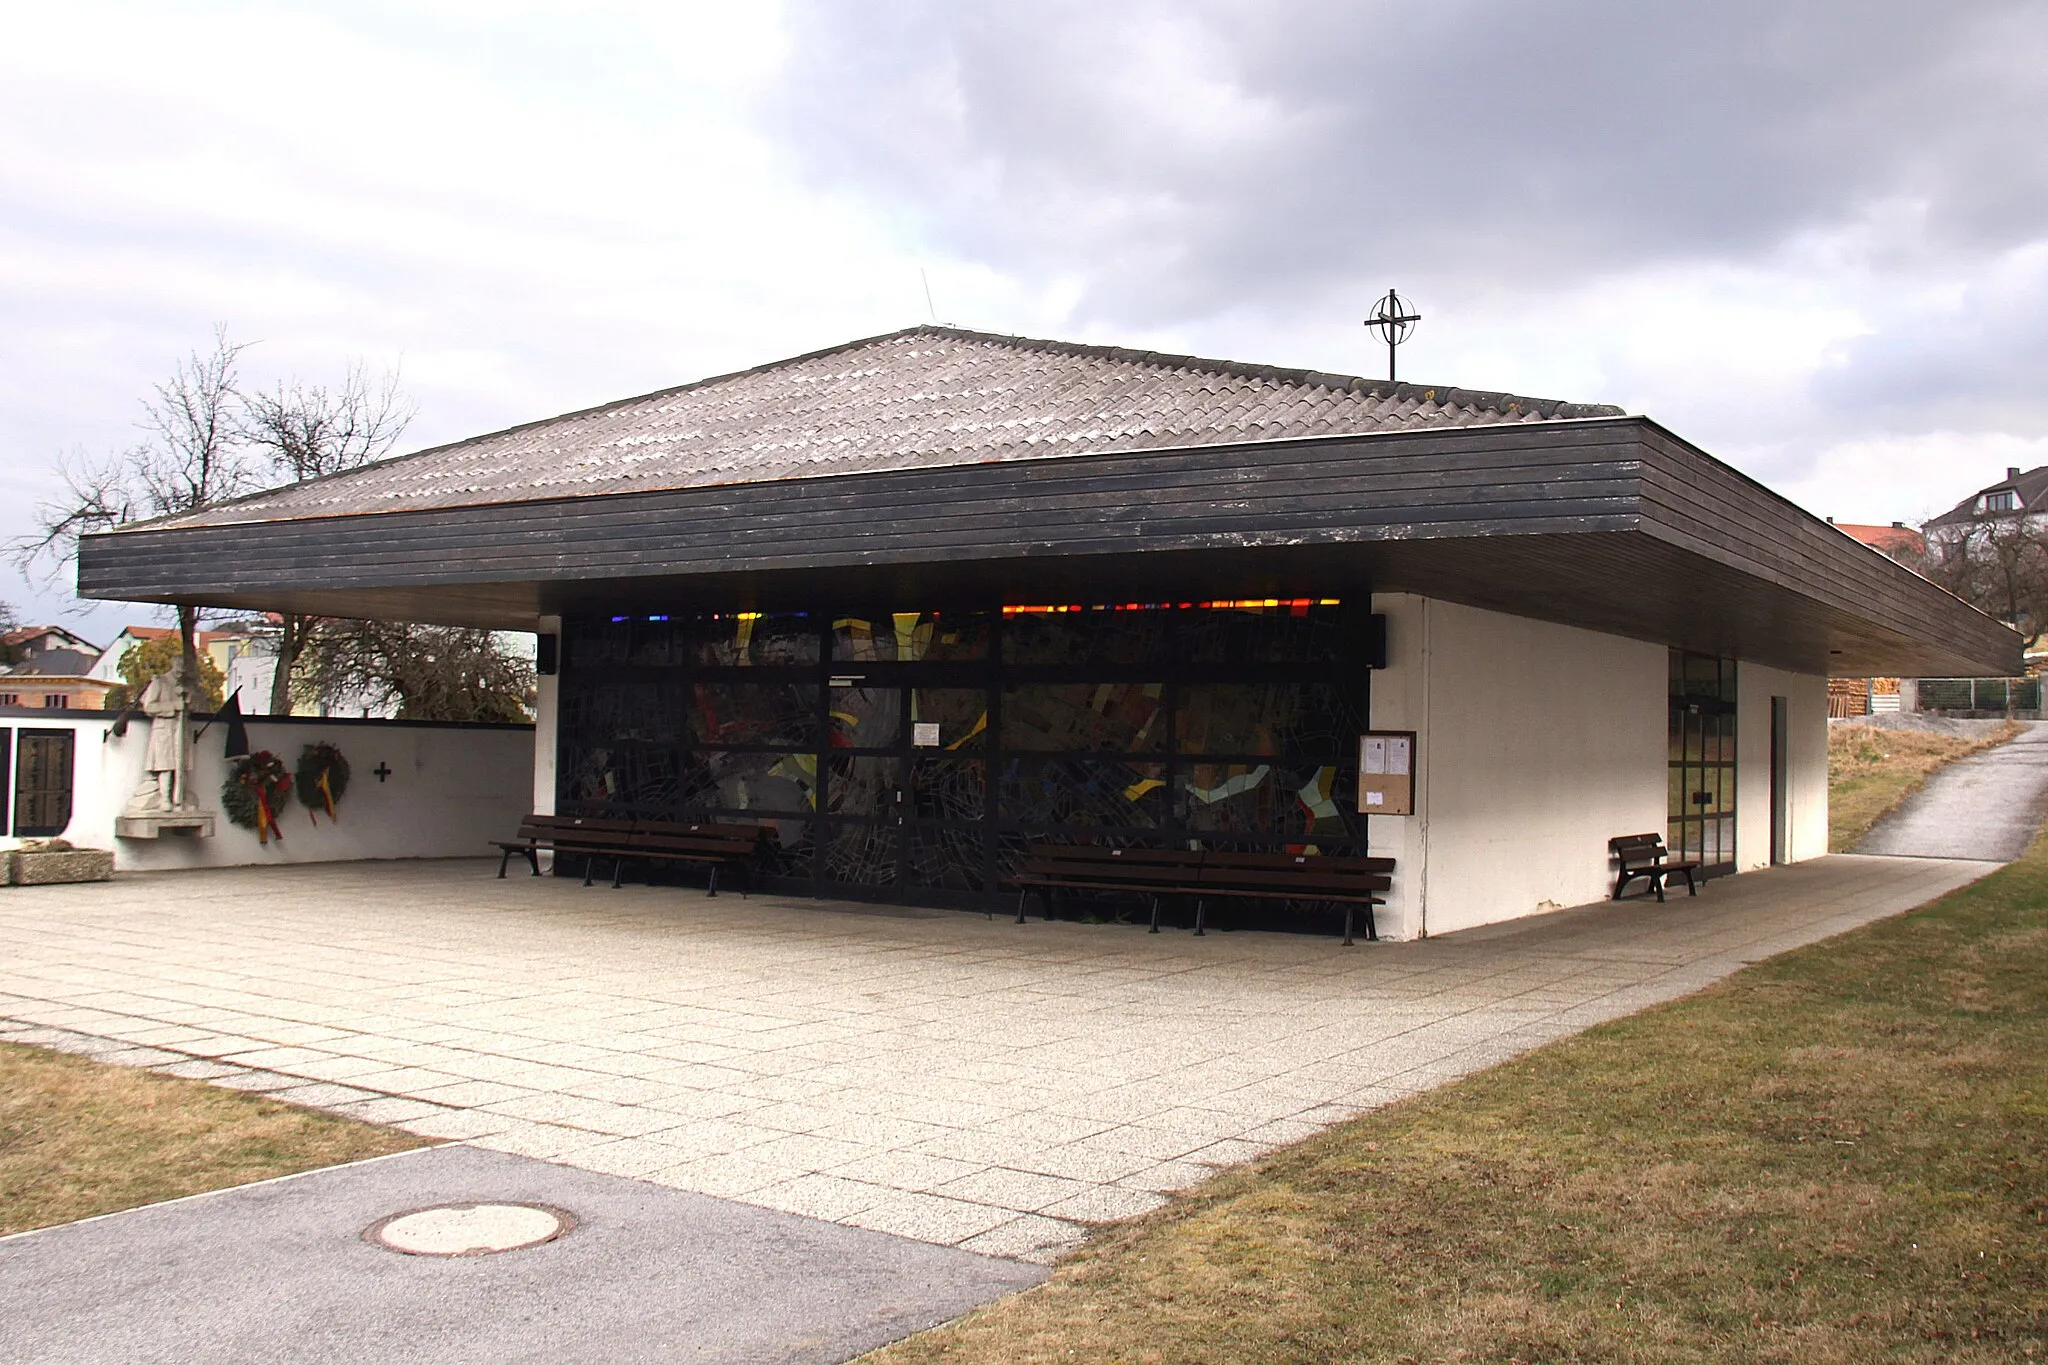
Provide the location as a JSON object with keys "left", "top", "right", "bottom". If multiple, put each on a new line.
{"left": 1669, "top": 652, "right": 1736, "bottom": 875}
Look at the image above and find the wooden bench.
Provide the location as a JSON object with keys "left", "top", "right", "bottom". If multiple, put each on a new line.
{"left": 1609, "top": 832, "right": 1701, "bottom": 902}
{"left": 494, "top": 816, "right": 774, "bottom": 895}
{"left": 622, "top": 823, "right": 775, "bottom": 896}
{"left": 1009, "top": 845, "right": 1204, "bottom": 929}
{"left": 1192, "top": 850, "right": 1394, "bottom": 946}
{"left": 494, "top": 814, "right": 636, "bottom": 886}
{"left": 1008, "top": 843, "right": 1395, "bottom": 945}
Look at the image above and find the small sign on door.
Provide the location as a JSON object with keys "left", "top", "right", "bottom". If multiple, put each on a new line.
{"left": 913, "top": 721, "right": 942, "bottom": 748}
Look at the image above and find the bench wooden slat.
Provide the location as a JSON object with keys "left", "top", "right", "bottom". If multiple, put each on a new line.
{"left": 1608, "top": 832, "right": 1701, "bottom": 903}
{"left": 493, "top": 814, "right": 777, "bottom": 895}
{"left": 1004, "top": 841, "right": 1395, "bottom": 945}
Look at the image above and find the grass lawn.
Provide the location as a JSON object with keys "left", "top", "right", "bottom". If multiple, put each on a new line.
{"left": 0, "top": 1042, "right": 426, "bottom": 1238}
{"left": 1828, "top": 720, "right": 2021, "bottom": 852}
{"left": 868, "top": 838, "right": 2048, "bottom": 1362}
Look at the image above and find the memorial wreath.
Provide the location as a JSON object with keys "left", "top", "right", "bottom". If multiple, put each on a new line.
{"left": 295, "top": 742, "right": 351, "bottom": 822}
{"left": 222, "top": 751, "right": 293, "bottom": 844}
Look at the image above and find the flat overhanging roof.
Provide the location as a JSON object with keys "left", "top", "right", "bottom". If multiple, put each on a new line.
{"left": 78, "top": 416, "right": 2019, "bottom": 679}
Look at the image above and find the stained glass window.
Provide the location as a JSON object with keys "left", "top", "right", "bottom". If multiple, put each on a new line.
{"left": 687, "top": 683, "right": 819, "bottom": 747}
{"left": 559, "top": 600, "right": 1367, "bottom": 907}
{"left": 1000, "top": 683, "right": 1166, "bottom": 753}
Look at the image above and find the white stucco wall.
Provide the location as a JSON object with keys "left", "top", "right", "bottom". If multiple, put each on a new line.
{"left": 533, "top": 615, "right": 562, "bottom": 817}
{"left": 0, "top": 713, "right": 532, "bottom": 871}
{"left": 1735, "top": 663, "right": 1829, "bottom": 868}
{"left": 1366, "top": 594, "right": 1668, "bottom": 938}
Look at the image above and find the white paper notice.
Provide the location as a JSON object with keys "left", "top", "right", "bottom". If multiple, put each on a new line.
{"left": 1387, "top": 735, "right": 1412, "bottom": 777}
{"left": 1361, "top": 735, "right": 1387, "bottom": 775}
{"left": 1365, "top": 790, "right": 1385, "bottom": 807}
{"left": 913, "top": 721, "right": 941, "bottom": 747}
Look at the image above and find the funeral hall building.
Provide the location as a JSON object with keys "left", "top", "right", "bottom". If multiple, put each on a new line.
{"left": 76, "top": 327, "right": 2019, "bottom": 938}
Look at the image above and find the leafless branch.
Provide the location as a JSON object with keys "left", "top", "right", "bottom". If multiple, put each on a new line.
{"left": 240, "top": 360, "right": 415, "bottom": 483}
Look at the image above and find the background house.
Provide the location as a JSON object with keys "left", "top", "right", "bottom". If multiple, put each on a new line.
{"left": 0, "top": 625, "right": 98, "bottom": 667}
{"left": 0, "top": 647, "right": 114, "bottom": 711}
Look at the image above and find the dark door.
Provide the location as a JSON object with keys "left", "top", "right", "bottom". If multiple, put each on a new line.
{"left": 1669, "top": 653, "right": 1736, "bottom": 876}
{"left": 0, "top": 727, "right": 12, "bottom": 833}
{"left": 14, "top": 728, "right": 75, "bottom": 837}
{"left": 1769, "top": 695, "right": 1790, "bottom": 865}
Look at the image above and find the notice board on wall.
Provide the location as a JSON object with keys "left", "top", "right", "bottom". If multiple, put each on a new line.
{"left": 1358, "top": 730, "right": 1416, "bottom": 816}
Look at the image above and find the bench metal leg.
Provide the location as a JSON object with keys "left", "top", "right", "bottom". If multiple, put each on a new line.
{"left": 1015, "top": 888, "right": 1028, "bottom": 925}
{"left": 611, "top": 856, "right": 627, "bottom": 889}
{"left": 581, "top": 854, "right": 597, "bottom": 888}
{"left": 1653, "top": 871, "right": 1666, "bottom": 904}
{"left": 1193, "top": 899, "right": 1206, "bottom": 936}
{"left": 706, "top": 864, "right": 719, "bottom": 898}
{"left": 1148, "top": 894, "right": 1161, "bottom": 933}
{"left": 497, "top": 847, "right": 512, "bottom": 878}
{"left": 1682, "top": 868, "right": 1697, "bottom": 896}
{"left": 1363, "top": 901, "right": 1379, "bottom": 942}
{"left": 1341, "top": 905, "right": 1354, "bottom": 947}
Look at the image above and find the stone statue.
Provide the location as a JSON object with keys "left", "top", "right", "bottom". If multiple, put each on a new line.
{"left": 124, "top": 658, "right": 194, "bottom": 816}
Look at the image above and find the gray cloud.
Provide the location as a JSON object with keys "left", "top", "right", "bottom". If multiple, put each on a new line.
{"left": 777, "top": 0, "right": 2048, "bottom": 342}
{"left": 1814, "top": 250, "right": 2048, "bottom": 428}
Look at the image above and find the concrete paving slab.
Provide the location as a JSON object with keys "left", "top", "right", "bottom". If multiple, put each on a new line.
{"left": 0, "top": 1144, "right": 1043, "bottom": 1365}
{"left": 0, "top": 852, "right": 2000, "bottom": 1262}
{"left": 1856, "top": 720, "right": 2048, "bottom": 861}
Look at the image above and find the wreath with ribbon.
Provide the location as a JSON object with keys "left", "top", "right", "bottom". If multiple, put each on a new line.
{"left": 222, "top": 751, "right": 293, "bottom": 845}
{"left": 295, "top": 742, "right": 351, "bottom": 823}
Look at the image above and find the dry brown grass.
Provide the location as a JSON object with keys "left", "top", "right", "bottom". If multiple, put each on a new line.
{"left": 864, "top": 831, "right": 2048, "bottom": 1363}
{"left": 1827, "top": 720, "right": 2022, "bottom": 852}
{"left": 0, "top": 1042, "right": 426, "bottom": 1237}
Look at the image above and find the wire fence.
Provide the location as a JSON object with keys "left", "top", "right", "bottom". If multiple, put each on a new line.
{"left": 1915, "top": 677, "right": 2042, "bottom": 715}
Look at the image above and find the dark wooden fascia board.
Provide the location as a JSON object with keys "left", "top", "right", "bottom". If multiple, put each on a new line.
{"left": 81, "top": 422, "right": 1649, "bottom": 592}
{"left": 77, "top": 416, "right": 2017, "bottom": 675}
{"left": 1627, "top": 423, "right": 2019, "bottom": 674}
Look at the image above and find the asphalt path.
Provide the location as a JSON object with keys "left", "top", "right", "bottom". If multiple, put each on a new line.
{"left": 0, "top": 1144, "right": 1044, "bottom": 1365}
{"left": 1855, "top": 721, "right": 2048, "bottom": 862}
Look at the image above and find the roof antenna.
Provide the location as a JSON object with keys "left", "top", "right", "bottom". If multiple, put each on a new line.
{"left": 920, "top": 268, "right": 939, "bottom": 325}
{"left": 1363, "top": 287, "right": 1421, "bottom": 382}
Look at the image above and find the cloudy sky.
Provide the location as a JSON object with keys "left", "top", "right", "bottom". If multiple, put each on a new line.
{"left": 5, "top": 0, "right": 2046, "bottom": 639}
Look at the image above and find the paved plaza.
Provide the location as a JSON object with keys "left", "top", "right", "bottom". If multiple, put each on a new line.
{"left": 0, "top": 854, "right": 1994, "bottom": 1263}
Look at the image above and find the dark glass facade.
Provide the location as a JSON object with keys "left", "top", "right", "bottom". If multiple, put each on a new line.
{"left": 558, "top": 601, "right": 1373, "bottom": 908}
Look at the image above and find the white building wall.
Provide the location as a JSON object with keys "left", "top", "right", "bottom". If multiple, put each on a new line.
{"left": 1734, "top": 663, "right": 1830, "bottom": 868}
{"left": 0, "top": 714, "right": 532, "bottom": 871}
{"left": 532, "top": 615, "right": 561, "bottom": 817}
{"left": 1367, "top": 594, "right": 1668, "bottom": 938}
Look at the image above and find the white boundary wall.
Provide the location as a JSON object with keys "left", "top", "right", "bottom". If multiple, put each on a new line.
{"left": 0, "top": 713, "right": 532, "bottom": 871}
{"left": 1368, "top": 594, "right": 1666, "bottom": 939}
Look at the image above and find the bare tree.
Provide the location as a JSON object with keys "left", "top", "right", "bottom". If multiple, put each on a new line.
{"left": 1923, "top": 516, "right": 2048, "bottom": 653}
{"left": 239, "top": 363, "right": 415, "bottom": 712}
{"left": 12, "top": 327, "right": 256, "bottom": 702}
{"left": 295, "top": 621, "right": 533, "bottom": 723}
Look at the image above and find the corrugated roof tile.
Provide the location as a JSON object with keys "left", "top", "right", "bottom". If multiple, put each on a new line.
{"left": 144, "top": 325, "right": 1626, "bottom": 530}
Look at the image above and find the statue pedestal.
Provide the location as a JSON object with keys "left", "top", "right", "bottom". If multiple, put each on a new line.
{"left": 115, "top": 813, "right": 217, "bottom": 840}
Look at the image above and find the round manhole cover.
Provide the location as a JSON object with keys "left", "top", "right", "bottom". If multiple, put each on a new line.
{"left": 365, "top": 1203, "right": 574, "bottom": 1257}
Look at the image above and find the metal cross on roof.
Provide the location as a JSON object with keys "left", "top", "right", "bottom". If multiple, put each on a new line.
{"left": 1363, "top": 288, "right": 1421, "bottom": 382}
